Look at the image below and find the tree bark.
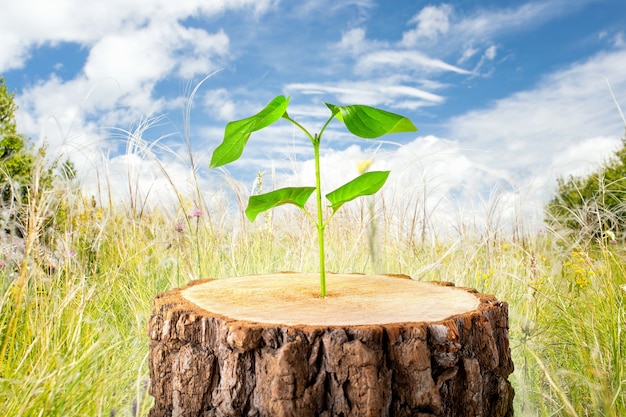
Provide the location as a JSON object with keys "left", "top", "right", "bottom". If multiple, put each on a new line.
{"left": 147, "top": 273, "right": 514, "bottom": 417}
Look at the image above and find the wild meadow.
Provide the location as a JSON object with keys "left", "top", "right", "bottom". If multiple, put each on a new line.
{"left": 0, "top": 149, "right": 624, "bottom": 417}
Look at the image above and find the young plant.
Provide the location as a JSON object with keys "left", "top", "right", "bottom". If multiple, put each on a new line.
{"left": 210, "top": 95, "right": 417, "bottom": 297}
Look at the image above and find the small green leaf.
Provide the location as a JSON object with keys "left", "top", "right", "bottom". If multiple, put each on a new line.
{"left": 326, "top": 171, "right": 390, "bottom": 212}
{"left": 325, "top": 103, "right": 417, "bottom": 138}
{"left": 210, "top": 95, "right": 290, "bottom": 168}
{"left": 245, "top": 186, "right": 315, "bottom": 222}
{"left": 209, "top": 118, "right": 255, "bottom": 168}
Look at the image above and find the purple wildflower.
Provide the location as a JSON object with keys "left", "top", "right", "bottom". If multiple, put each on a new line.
{"left": 188, "top": 208, "right": 203, "bottom": 219}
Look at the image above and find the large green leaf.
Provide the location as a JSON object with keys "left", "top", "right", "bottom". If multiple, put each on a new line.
{"left": 325, "top": 103, "right": 417, "bottom": 138}
{"left": 245, "top": 186, "right": 315, "bottom": 222}
{"left": 326, "top": 171, "right": 390, "bottom": 212}
{"left": 210, "top": 95, "right": 290, "bottom": 168}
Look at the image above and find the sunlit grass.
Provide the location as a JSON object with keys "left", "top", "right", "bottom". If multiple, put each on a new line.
{"left": 513, "top": 241, "right": 626, "bottom": 417}
{"left": 0, "top": 159, "right": 624, "bottom": 417}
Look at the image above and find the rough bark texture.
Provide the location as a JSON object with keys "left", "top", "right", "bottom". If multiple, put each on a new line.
{"left": 147, "top": 277, "right": 514, "bottom": 417}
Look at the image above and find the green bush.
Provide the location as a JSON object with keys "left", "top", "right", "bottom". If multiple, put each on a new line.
{"left": 546, "top": 135, "right": 626, "bottom": 242}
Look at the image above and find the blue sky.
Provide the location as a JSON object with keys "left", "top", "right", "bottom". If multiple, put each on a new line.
{"left": 2, "top": 0, "right": 626, "bottom": 233}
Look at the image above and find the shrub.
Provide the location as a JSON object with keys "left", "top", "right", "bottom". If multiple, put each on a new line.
{"left": 546, "top": 135, "right": 626, "bottom": 242}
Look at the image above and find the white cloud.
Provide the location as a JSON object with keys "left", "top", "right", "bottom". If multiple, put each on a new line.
{"left": 402, "top": 4, "right": 452, "bottom": 46}
{"left": 0, "top": 0, "right": 271, "bottom": 72}
{"left": 294, "top": 0, "right": 374, "bottom": 22}
{"left": 325, "top": 1, "right": 581, "bottom": 121}
{"left": 286, "top": 81, "right": 444, "bottom": 108}
{"left": 83, "top": 22, "right": 229, "bottom": 94}
{"left": 392, "top": 0, "right": 592, "bottom": 72}
{"left": 266, "top": 134, "right": 532, "bottom": 237}
{"left": 484, "top": 45, "right": 497, "bottom": 60}
{"left": 466, "top": 45, "right": 498, "bottom": 74}
{"left": 335, "top": 28, "right": 383, "bottom": 55}
{"left": 9, "top": 7, "right": 232, "bottom": 187}
{"left": 0, "top": 34, "right": 30, "bottom": 71}
{"left": 178, "top": 30, "right": 230, "bottom": 78}
{"left": 453, "top": 0, "right": 577, "bottom": 41}
{"left": 357, "top": 50, "right": 471, "bottom": 75}
{"left": 550, "top": 135, "right": 621, "bottom": 179}
{"left": 458, "top": 46, "right": 479, "bottom": 64}
{"left": 203, "top": 89, "right": 237, "bottom": 121}
{"left": 447, "top": 49, "right": 626, "bottom": 171}
{"left": 3, "top": 0, "right": 267, "bottom": 169}
{"left": 434, "top": 48, "right": 626, "bottom": 221}
{"left": 83, "top": 28, "right": 174, "bottom": 93}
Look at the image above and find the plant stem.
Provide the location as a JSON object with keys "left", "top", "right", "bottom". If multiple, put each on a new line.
{"left": 312, "top": 135, "right": 326, "bottom": 298}
{"left": 284, "top": 113, "right": 333, "bottom": 297}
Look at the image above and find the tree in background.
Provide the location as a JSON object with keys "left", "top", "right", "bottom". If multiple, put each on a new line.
{"left": 0, "top": 77, "right": 52, "bottom": 202}
{"left": 0, "top": 77, "right": 56, "bottom": 238}
{"left": 546, "top": 135, "right": 626, "bottom": 242}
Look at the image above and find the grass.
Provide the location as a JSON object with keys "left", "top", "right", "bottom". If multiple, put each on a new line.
{"left": 0, "top": 153, "right": 624, "bottom": 416}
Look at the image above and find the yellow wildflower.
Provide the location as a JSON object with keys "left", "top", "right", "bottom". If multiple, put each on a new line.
{"left": 356, "top": 159, "right": 373, "bottom": 174}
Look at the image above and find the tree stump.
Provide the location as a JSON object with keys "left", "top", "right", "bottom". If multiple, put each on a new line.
{"left": 147, "top": 273, "right": 514, "bottom": 417}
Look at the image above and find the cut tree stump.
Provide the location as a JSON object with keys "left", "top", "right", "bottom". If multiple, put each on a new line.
{"left": 147, "top": 273, "right": 514, "bottom": 417}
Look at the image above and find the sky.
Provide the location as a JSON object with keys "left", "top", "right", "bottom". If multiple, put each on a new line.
{"left": 2, "top": 0, "right": 626, "bottom": 236}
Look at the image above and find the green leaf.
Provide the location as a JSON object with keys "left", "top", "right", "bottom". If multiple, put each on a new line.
{"left": 326, "top": 171, "right": 390, "bottom": 212}
{"left": 325, "top": 103, "right": 417, "bottom": 138}
{"left": 209, "top": 118, "right": 255, "bottom": 168}
{"left": 210, "top": 95, "right": 290, "bottom": 168}
{"left": 245, "top": 186, "right": 315, "bottom": 222}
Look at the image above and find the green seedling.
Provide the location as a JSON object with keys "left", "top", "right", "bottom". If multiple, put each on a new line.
{"left": 210, "top": 95, "right": 417, "bottom": 297}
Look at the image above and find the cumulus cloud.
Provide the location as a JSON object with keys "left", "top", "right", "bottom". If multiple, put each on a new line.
{"left": 431, "top": 48, "right": 626, "bottom": 222}
{"left": 83, "top": 22, "right": 229, "bottom": 94}
{"left": 1, "top": 0, "right": 276, "bottom": 71}
{"left": 0, "top": 34, "right": 30, "bottom": 71}
{"left": 447, "top": 49, "right": 626, "bottom": 174}
{"left": 5, "top": 0, "right": 269, "bottom": 141}
{"left": 2, "top": 0, "right": 275, "bottom": 212}
{"left": 7, "top": 3, "right": 253, "bottom": 136}
{"left": 267, "top": 134, "right": 529, "bottom": 237}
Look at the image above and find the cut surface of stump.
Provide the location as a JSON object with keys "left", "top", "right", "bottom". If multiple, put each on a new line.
{"left": 147, "top": 273, "right": 514, "bottom": 417}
